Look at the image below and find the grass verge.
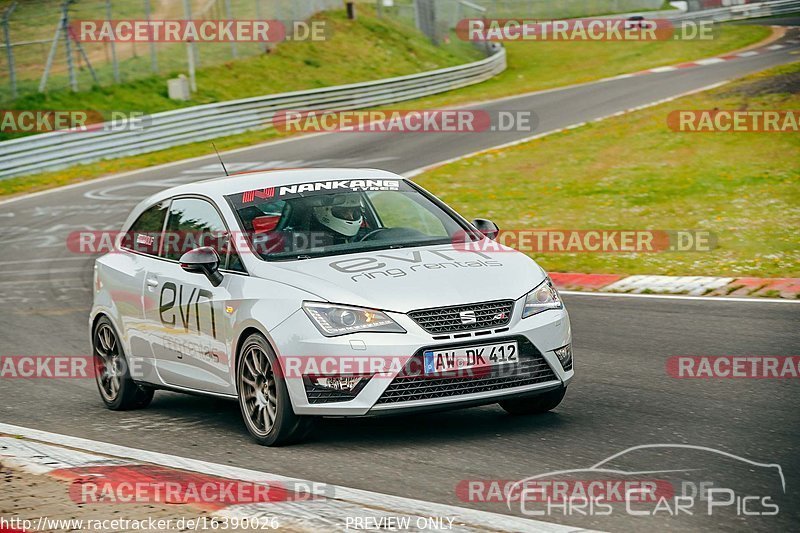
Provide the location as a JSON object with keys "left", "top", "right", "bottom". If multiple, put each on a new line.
{"left": 0, "top": 23, "right": 772, "bottom": 198}
{"left": 413, "top": 62, "right": 800, "bottom": 278}
{"left": 0, "top": 10, "right": 479, "bottom": 137}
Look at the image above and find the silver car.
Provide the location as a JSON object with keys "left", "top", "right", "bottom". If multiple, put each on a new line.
{"left": 90, "top": 168, "right": 573, "bottom": 446}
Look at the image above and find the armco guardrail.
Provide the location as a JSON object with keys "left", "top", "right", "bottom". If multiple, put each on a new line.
{"left": 665, "top": 0, "right": 800, "bottom": 21}
{"left": 609, "top": 0, "right": 800, "bottom": 20}
{"left": 0, "top": 49, "right": 506, "bottom": 180}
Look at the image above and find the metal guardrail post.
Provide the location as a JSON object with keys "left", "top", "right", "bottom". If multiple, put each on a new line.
{"left": 105, "top": 0, "right": 120, "bottom": 84}
{"left": 1, "top": 1, "right": 17, "bottom": 100}
{"left": 62, "top": 0, "right": 78, "bottom": 92}
{"left": 182, "top": 0, "right": 197, "bottom": 92}
{"left": 144, "top": 0, "right": 158, "bottom": 73}
{"left": 225, "top": 0, "right": 237, "bottom": 58}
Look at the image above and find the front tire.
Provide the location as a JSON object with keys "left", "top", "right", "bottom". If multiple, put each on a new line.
{"left": 237, "top": 333, "right": 313, "bottom": 446}
{"left": 499, "top": 386, "right": 566, "bottom": 415}
{"left": 92, "top": 316, "right": 154, "bottom": 410}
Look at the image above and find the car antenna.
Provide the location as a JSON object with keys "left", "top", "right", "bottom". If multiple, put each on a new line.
{"left": 212, "top": 142, "right": 229, "bottom": 176}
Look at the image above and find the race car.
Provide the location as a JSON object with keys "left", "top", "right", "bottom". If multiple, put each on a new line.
{"left": 624, "top": 14, "right": 656, "bottom": 30}
{"left": 90, "top": 168, "right": 573, "bottom": 445}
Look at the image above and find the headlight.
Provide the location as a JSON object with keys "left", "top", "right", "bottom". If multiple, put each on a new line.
{"left": 302, "top": 302, "right": 406, "bottom": 337}
{"left": 522, "top": 279, "right": 562, "bottom": 318}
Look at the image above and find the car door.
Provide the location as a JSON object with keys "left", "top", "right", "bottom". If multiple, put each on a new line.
{"left": 114, "top": 200, "right": 171, "bottom": 385}
{"left": 143, "top": 196, "right": 240, "bottom": 395}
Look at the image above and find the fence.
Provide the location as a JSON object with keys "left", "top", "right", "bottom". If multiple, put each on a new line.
{"left": 0, "top": 0, "right": 342, "bottom": 102}
{"left": 376, "top": 0, "right": 668, "bottom": 43}
{"left": 377, "top": 0, "right": 800, "bottom": 42}
{"left": 0, "top": 47, "right": 506, "bottom": 179}
{"left": 662, "top": 0, "right": 800, "bottom": 21}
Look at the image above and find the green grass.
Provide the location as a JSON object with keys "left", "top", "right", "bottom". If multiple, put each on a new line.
{"left": 0, "top": 10, "right": 480, "bottom": 133}
{"left": 413, "top": 62, "right": 800, "bottom": 278}
{"left": 402, "top": 24, "right": 771, "bottom": 109}
{"left": 0, "top": 22, "right": 773, "bottom": 197}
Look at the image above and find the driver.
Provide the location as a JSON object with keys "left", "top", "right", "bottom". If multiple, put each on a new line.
{"left": 309, "top": 192, "right": 364, "bottom": 245}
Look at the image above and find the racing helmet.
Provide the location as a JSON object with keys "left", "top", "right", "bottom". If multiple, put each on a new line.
{"left": 312, "top": 193, "right": 363, "bottom": 237}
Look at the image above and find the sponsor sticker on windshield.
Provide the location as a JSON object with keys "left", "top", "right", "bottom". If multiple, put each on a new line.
{"left": 229, "top": 178, "right": 408, "bottom": 207}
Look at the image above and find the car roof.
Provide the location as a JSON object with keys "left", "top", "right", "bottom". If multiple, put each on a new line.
{"left": 147, "top": 167, "right": 406, "bottom": 204}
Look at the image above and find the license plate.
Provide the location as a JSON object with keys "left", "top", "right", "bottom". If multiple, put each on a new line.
{"left": 423, "top": 341, "right": 519, "bottom": 375}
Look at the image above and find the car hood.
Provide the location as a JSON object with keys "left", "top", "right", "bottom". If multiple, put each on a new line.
{"left": 247, "top": 243, "right": 546, "bottom": 313}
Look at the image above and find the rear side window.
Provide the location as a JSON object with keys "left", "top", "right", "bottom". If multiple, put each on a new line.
{"left": 121, "top": 201, "right": 169, "bottom": 256}
{"left": 161, "top": 197, "right": 245, "bottom": 273}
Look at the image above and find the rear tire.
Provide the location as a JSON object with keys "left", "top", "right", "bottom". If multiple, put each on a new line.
{"left": 237, "top": 333, "right": 314, "bottom": 446}
{"left": 499, "top": 386, "right": 566, "bottom": 415}
{"left": 92, "top": 316, "right": 154, "bottom": 411}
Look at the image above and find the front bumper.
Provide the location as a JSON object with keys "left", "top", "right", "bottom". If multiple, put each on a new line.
{"left": 269, "top": 300, "right": 572, "bottom": 416}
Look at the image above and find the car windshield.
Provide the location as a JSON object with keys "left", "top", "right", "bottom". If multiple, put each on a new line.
{"left": 225, "top": 178, "right": 476, "bottom": 260}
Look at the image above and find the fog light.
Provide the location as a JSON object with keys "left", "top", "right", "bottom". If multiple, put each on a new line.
{"left": 312, "top": 376, "right": 363, "bottom": 391}
{"left": 554, "top": 344, "right": 573, "bottom": 370}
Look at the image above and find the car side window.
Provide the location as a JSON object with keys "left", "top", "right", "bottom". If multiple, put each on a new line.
{"left": 225, "top": 240, "right": 246, "bottom": 273}
{"left": 162, "top": 198, "right": 230, "bottom": 263}
{"left": 121, "top": 201, "right": 169, "bottom": 256}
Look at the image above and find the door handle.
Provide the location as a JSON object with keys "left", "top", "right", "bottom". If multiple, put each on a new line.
{"left": 146, "top": 278, "right": 159, "bottom": 288}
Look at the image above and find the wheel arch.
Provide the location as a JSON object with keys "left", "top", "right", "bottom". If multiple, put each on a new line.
{"left": 89, "top": 311, "right": 120, "bottom": 346}
{"left": 232, "top": 324, "right": 280, "bottom": 393}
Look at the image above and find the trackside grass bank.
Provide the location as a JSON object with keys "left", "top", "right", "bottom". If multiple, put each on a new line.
{"left": 0, "top": 10, "right": 480, "bottom": 137}
{"left": 0, "top": 23, "right": 772, "bottom": 197}
{"left": 414, "top": 63, "right": 800, "bottom": 278}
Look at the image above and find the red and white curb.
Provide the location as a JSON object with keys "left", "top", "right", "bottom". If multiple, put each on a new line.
{"left": 620, "top": 26, "right": 796, "bottom": 77}
{"left": 0, "top": 423, "right": 589, "bottom": 533}
{"left": 403, "top": 25, "right": 800, "bottom": 179}
{"left": 628, "top": 46, "right": 783, "bottom": 76}
{"left": 551, "top": 272, "right": 800, "bottom": 299}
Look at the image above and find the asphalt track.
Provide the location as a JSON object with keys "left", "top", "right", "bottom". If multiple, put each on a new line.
{"left": 0, "top": 28, "right": 798, "bottom": 531}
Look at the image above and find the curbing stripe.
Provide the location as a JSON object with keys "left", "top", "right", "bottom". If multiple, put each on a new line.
{"left": 0, "top": 27, "right": 792, "bottom": 207}
{"left": 550, "top": 272, "right": 800, "bottom": 301}
{"left": 0, "top": 424, "right": 588, "bottom": 533}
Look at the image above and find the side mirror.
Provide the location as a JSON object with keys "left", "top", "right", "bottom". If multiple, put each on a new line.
{"left": 179, "top": 247, "right": 223, "bottom": 287}
{"left": 471, "top": 218, "right": 499, "bottom": 240}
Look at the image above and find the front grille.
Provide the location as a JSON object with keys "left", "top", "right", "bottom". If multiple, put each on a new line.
{"left": 376, "top": 336, "right": 557, "bottom": 405}
{"left": 408, "top": 300, "right": 514, "bottom": 334}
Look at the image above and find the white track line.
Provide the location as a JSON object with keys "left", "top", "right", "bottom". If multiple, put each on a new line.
{"left": 0, "top": 257, "right": 88, "bottom": 265}
{"left": 560, "top": 290, "right": 798, "bottom": 304}
{"left": 403, "top": 81, "right": 729, "bottom": 178}
{"left": 0, "top": 268, "right": 89, "bottom": 277}
{"left": 403, "top": 77, "right": 800, "bottom": 306}
{"left": 0, "top": 131, "right": 333, "bottom": 207}
{"left": 694, "top": 57, "right": 726, "bottom": 65}
{"left": 0, "top": 32, "right": 784, "bottom": 208}
{"left": 0, "top": 423, "right": 587, "bottom": 533}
